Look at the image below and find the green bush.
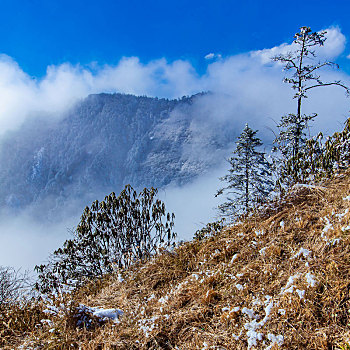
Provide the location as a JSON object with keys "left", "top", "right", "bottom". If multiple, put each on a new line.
{"left": 35, "top": 185, "right": 176, "bottom": 293}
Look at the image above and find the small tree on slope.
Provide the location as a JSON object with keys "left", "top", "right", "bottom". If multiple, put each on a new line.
{"left": 216, "top": 124, "right": 273, "bottom": 218}
{"left": 35, "top": 185, "right": 176, "bottom": 294}
{"left": 272, "top": 26, "right": 349, "bottom": 187}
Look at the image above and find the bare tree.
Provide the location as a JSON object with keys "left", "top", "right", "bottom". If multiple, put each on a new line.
{"left": 0, "top": 266, "right": 29, "bottom": 308}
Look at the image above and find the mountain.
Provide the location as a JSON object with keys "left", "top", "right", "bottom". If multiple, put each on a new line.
{"left": 0, "top": 92, "right": 234, "bottom": 220}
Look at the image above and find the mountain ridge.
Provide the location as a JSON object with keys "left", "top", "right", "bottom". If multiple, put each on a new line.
{"left": 0, "top": 92, "right": 231, "bottom": 220}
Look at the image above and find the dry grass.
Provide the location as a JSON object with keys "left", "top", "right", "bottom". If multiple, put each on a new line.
{"left": 6, "top": 170, "right": 350, "bottom": 349}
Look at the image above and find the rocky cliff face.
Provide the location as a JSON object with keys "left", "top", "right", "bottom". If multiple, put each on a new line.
{"left": 0, "top": 92, "right": 233, "bottom": 220}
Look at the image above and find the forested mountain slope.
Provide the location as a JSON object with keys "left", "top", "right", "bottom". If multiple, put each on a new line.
{"left": 0, "top": 92, "right": 232, "bottom": 219}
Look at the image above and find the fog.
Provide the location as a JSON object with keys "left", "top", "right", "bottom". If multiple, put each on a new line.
{"left": 0, "top": 211, "right": 74, "bottom": 270}
{"left": 0, "top": 26, "right": 349, "bottom": 270}
{"left": 159, "top": 163, "right": 228, "bottom": 241}
{"left": 0, "top": 165, "right": 227, "bottom": 271}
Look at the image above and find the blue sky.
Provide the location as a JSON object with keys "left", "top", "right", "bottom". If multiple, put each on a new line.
{"left": 0, "top": 0, "right": 349, "bottom": 77}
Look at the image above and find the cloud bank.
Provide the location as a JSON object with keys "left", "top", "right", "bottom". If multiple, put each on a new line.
{"left": 0, "top": 211, "right": 73, "bottom": 270}
{"left": 0, "top": 26, "right": 348, "bottom": 137}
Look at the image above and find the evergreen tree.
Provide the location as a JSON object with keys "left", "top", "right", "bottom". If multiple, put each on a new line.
{"left": 272, "top": 26, "right": 349, "bottom": 186}
{"left": 216, "top": 124, "right": 273, "bottom": 218}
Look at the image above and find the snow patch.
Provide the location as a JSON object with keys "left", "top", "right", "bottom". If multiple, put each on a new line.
{"left": 292, "top": 248, "right": 311, "bottom": 259}
{"left": 259, "top": 247, "right": 267, "bottom": 255}
{"left": 342, "top": 225, "right": 350, "bottom": 232}
{"left": 266, "top": 333, "right": 284, "bottom": 349}
{"left": 281, "top": 274, "right": 299, "bottom": 294}
{"left": 242, "top": 307, "right": 258, "bottom": 320}
{"left": 117, "top": 274, "right": 124, "bottom": 283}
{"left": 278, "top": 309, "right": 285, "bottom": 315}
{"left": 139, "top": 316, "right": 159, "bottom": 337}
{"left": 191, "top": 273, "right": 199, "bottom": 280}
{"left": 158, "top": 294, "right": 169, "bottom": 305}
{"left": 335, "top": 209, "right": 349, "bottom": 219}
{"left": 243, "top": 297, "right": 275, "bottom": 349}
{"left": 296, "top": 289, "right": 305, "bottom": 299}
{"left": 147, "top": 294, "right": 156, "bottom": 301}
{"left": 292, "top": 184, "right": 325, "bottom": 190}
{"left": 76, "top": 304, "right": 123, "bottom": 325}
{"left": 236, "top": 283, "right": 244, "bottom": 291}
{"left": 91, "top": 307, "right": 123, "bottom": 323}
{"left": 305, "top": 272, "right": 317, "bottom": 288}
{"left": 321, "top": 217, "right": 333, "bottom": 238}
{"left": 255, "top": 229, "right": 264, "bottom": 236}
{"left": 230, "top": 253, "right": 239, "bottom": 263}
{"left": 326, "top": 238, "right": 341, "bottom": 246}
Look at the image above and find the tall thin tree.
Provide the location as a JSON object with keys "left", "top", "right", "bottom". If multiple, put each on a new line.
{"left": 273, "top": 26, "right": 349, "bottom": 185}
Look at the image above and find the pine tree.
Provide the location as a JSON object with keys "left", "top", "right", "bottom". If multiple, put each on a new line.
{"left": 216, "top": 124, "right": 273, "bottom": 218}
{"left": 272, "top": 26, "right": 349, "bottom": 186}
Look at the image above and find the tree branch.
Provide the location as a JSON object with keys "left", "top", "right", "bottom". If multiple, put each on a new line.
{"left": 305, "top": 81, "right": 350, "bottom": 93}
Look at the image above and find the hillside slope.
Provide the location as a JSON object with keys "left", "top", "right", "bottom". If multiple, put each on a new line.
{"left": 11, "top": 171, "right": 350, "bottom": 349}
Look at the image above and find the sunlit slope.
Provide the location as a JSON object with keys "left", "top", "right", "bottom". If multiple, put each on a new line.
{"left": 19, "top": 171, "right": 350, "bottom": 349}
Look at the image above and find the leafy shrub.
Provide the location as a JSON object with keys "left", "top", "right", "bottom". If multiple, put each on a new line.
{"left": 323, "top": 118, "right": 350, "bottom": 173}
{"left": 193, "top": 220, "right": 225, "bottom": 241}
{"left": 299, "top": 117, "right": 350, "bottom": 181}
{"left": 35, "top": 185, "right": 176, "bottom": 293}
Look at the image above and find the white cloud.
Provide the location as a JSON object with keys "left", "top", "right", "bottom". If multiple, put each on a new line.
{"left": 0, "top": 56, "right": 204, "bottom": 135}
{"left": 159, "top": 165, "right": 226, "bottom": 241}
{"left": 322, "top": 26, "right": 347, "bottom": 58}
{"left": 252, "top": 26, "right": 346, "bottom": 64}
{"left": 0, "top": 26, "right": 347, "bottom": 137}
{"left": 204, "top": 52, "right": 222, "bottom": 60}
{"left": 0, "top": 211, "right": 73, "bottom": 270}
{"left": 205, "top": 53, "right": 215, "bottom": 60}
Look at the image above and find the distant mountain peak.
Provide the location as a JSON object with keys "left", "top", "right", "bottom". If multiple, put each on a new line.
{"left": 0, "top": 92, "right": 231, "bottom": 220}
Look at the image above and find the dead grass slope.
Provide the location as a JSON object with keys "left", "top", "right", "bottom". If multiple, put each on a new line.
{"left": 16, "top": 171, "right": 350, "bottom": 349}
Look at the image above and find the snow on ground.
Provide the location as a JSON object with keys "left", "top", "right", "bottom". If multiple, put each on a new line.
{"left": 292, "top": 248, "right": 311, "bottom": 259}
{"left": 75, "top": 304, "right": 123, "bottom": 325}
{"left": 321, "top": 217, "right": 333, "bottom": 238}
{"left": 305, "top": 272, "right": 317, "bottom": 288}
{"left": 91, "top": 307, "right": 123, "bottom": 323}
{"left": 335, "top": 208, "right": 349, "bottom": 219}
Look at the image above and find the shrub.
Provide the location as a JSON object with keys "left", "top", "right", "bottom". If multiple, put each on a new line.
{"left": 0, "top": 266, "right": 29, "bottom": 308}
{"left": 193, "top": 220, "right": 225, "bottom": 241}
{"left": 35, "top": 185, "right": 176, "bottom": 293}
